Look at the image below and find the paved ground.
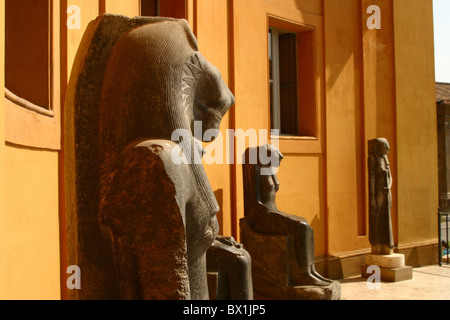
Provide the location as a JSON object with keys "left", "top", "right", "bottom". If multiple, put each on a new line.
{"left": 339, "top": 265, "right": 450, "bottom": 300}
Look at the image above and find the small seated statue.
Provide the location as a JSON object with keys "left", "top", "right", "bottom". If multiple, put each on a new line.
{"left": 240, "top": 144, "right": 340, "bottom": 300}
{"left": 206, "top": 236, "right": 253, "bottom": 300}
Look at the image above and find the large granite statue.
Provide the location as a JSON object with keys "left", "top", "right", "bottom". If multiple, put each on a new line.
{"left": 206, "top": 236, "right": 253, "bottom": 300}
{"left": 65, "top": 14, "right": 234, "bottom": 299}
{"left": 240, "top": 144, "right": 340, "bottom": 300}
{"left": 368, "top": 138, "right": 394, "bottom": 254}
{"left": 362, "top": 138, "right": 412, "bottom": 282}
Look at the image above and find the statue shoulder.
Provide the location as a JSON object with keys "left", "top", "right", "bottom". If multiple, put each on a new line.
{"left": 132, "top": 140, "right": 193, "bottom": 199}
{"left": 134, "top": 140, "right": 190, "bottom": 178}
{"left": 100, "top": 139, "right": 192, "bottom": 221}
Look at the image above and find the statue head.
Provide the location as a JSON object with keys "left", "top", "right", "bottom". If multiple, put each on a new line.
{"left": 243, "top": 144, "right": 284, "bottom": 213}
{"left": 99, "top": 18, "right": 235, "bottom": 154}
{"left": 369, "top": 138, "right": 390, "bottom": 157}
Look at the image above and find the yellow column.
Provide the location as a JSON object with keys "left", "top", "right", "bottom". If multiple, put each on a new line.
{"left": 393, "top": 0, "right": 438, "bottom": 246}
{"left": 361, "top": 0, "right": 398, "bottom": 244}
{"left": 324, "top": 0, "right": 368, "bottom": 255}
{"left": 196, "top": 0, "right": 232, "bottom": 236}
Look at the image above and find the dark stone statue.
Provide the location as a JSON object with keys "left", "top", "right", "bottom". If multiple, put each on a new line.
{"left": 206, "top": 236, "right": 253, "bottom": 300}
{"left": 65, "top": 14, "right": 234, "bottom": 299}
{"left": 368, "top": 138, "right": 394, "bottom": 255}
{"left": 240, "top": 144, "right": 340, "bottom": 300}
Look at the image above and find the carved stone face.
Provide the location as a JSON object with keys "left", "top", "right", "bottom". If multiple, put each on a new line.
{"left": 379, "top": 139, "right": 390, "bottom": 155}
{"left": 369, "top": 138, "right": 391, "bottom": 158}
{"left": 183, "top": 52, "right": 234, "bottom": 140}
{"left": 369, "top": 138, "right": 390, "bottom": 157}
{"left": 100, "top": 19, "right": 234, "bottom": 152}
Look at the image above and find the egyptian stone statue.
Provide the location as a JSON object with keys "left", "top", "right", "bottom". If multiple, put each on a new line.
{"left": 206, "top": 236, "right": 253, "bottom": 300}
{"left": 240, "top": 144, "right": 340, "bottom": 300}
{"left": 64, "top": 14, "right": 234, "bottom": 300}
{"left": 368, "top": 138, "right": 394, "bottom": 255}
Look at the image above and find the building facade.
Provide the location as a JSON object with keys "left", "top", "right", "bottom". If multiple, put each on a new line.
{"left": 437, "top": 82, "right": 450, "bottom": 212}
{"left": 0, "top": 0, "right": 438, "bottom": 299}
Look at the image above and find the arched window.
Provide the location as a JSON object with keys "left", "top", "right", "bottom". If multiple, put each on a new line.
{"left": 4, "top": 0, "right": 60, "bottom": 149}
{"left": 5, "top": 0, "right": 51, "bottom": 114}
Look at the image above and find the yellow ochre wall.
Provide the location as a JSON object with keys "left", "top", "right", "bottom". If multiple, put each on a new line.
{"left": 0, "top": 0, "right": 438, "bottom": 299}
{"left": 230, "top": 0, "right": 327, "bottom": 255}
{"left": 0, "top": 0, "right": 142, "bottom": 300}
{"left": 206, "top": 0, "right": 438, "bottom": 270}
{"left": 195, "top": 0, "right": 234, "bottom": 237}
{"left": 0, "top": 0, "right": 6, "bottom": 299}
{"left": 393, "top": 0, "right": 437, "bottom": 247}
{"left": 0, "top": 0, "right": 60, "bottom": 299}
{"left": 1, "top": 0, "right": 61, "bottom": 299}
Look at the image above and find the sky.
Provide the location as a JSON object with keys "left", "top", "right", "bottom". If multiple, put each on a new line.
{"left": 434, "top": 0, "right": 450, "bottom": 83}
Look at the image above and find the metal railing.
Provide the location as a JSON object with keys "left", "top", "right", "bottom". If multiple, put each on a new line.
{"left": 439, "top": 208, "right": 449, "bottom": 266}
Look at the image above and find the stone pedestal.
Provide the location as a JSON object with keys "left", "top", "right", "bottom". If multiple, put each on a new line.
{"left": 240, "top": 218, "right": 341, "bottom": 300}
{"left": 361, "top": 253, "right": 413, "bottom": 282}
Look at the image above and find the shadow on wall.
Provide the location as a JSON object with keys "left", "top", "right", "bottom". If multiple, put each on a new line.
{"left": 315, "top": 255, "right": 366, "bottom": 280}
